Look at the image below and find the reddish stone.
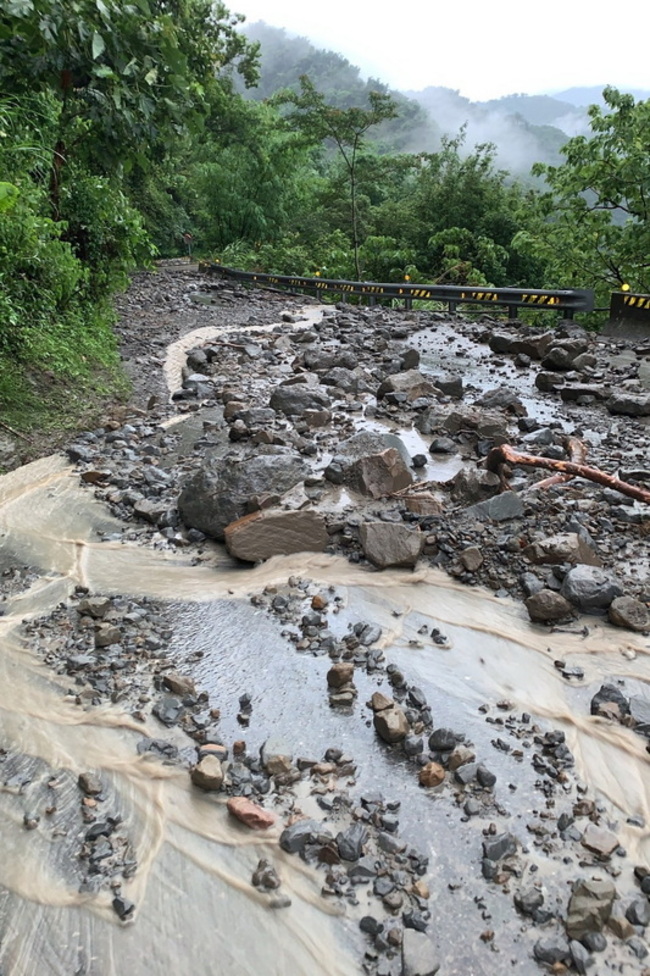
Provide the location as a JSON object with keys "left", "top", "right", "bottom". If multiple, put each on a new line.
{"left": 227, "top": 796, "right": 276, "bottom": 830}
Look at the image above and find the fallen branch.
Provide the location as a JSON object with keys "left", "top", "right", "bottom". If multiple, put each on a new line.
{"left": 485, "top": 443, "right": 650, "bottom": 505}
{"left": 0, "top": 419, "right": 32, "bottom": 443}
{"left": 529, "top": 437, "right": 587, "bottom": 491}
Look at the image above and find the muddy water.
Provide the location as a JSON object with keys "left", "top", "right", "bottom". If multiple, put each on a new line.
{"left": 1, "top": 318, "right": 650, "bottom": 973}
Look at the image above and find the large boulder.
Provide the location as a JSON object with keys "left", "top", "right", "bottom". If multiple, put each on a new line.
{"left": 524, "top": 532, "right": 602, "bottom": 567}
{"left": 606, "top": 393, "right": 650, "bottom": 417}
{"left": 269, "top": 384, "right": 331, "bottom": 416}
{"left": 560, "top": 565, "right": 624, "bottom": 613}
{"left": 224, "top": 509, "right": 329, "bottom": 562}
{"left": 177, "top": 450, "right": 309, "bottom": 539}
{"left": 377, "top": 369, "right": 439, "bottom": 401}
{"left": 347, "top": 448, "right": 413, "bottom": 498}
{"left": 566, "top": 878, "right": 616, "bottom": 939}
{"left": 360, "top": 522, "right": 424, "bottom": 568}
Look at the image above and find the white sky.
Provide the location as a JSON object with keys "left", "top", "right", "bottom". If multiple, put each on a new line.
{"left": 230, "top": 0, "right": 650, "bottom": 100}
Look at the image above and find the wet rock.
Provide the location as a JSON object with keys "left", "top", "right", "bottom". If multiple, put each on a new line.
{"left": 566, "top": 878, "right": 616, "bottom": 938}
{"left": 627, "top": 935, "right": 649, "bottom": 958}
{"left": 190, "top": 755, "right": 224, "bottom": 791}
{"left": 152, "top": 696, "right": 184, "bottom": 726}
{"left": 78, "top": 597, "right": 112, "bottom": 619}
{"left": 606, "top": 393, "right": 650, "bottom": 416}
{"left": 269, "top": 384, "right": 331, "bottom": 416}
{"left": 459, "top": 546, "right": 483, "bottom": 571}
{"left": 428, "top": 728, "right": 457, "bottom": 752}
{"left": 429, "top": 373, "right": 463, "bottom": 398}
{"left": 78, "top": 772, "right": 102, "bottom": 796}
{"left": 224, "top": 509, "right": 329, "bottom": 562}
{"left": 608, "top": 596, "right": 650, "bottom": 632}
{"left": 483, "top": 833, "right": 517, "bottom": 861}
{"left": 428, "top": 436, "right": 457, "bottom": 455}
{"left": 377, "top": 370, "right": 439, "bottom": 402}
{"left": 112, "top": 895, "right": 135, "bottom": 921}
{"left": 227, "top": 796, "right": 276, "bottom": 830}
{"left": 346, "top": 448, "right": 413, "bottom": 499}
{"left": 94, "top": 622, "right": 121, "bottom": 647}
{"left": 626, "top": 898, "right": 650, "bottom": 927}
{"left": 607, "top": 913, "right": 635, "bottom": 939}
{"left": 373, "top": 705, "right": 410, "bottom": 744}
{"left": 177, "top": 452, "right": 309, "bottom": 540}
{"left": 261, "top": 736, "right": 293, "bottom": 776}
{"left": 524, "top": 532, "right": 602, "bottom": 567}
{"left": 590, "top": 684, "right": 630, "bottom": 718}
{"left": 515, "top": 886, "right": 544, "bottom": 917}
{"left": 418, "top": 763, "right": 445, "bottom": 788}
{"left": 279, "top": 818, "right": 322, "bottom": 854}
{"left": 451, "top": 468, "right": 501, "bottom": 505}
{"left": 162, "top": 672, "right": 197, "bottom": 697}
{"left": 327, "top": 662, "right": 354, "bottom": 688}
{"left": 442, "top": 406, "right": 508, "bottom": 440}
{"left": 476, "top": 386, "right": 526, "bottom": 416}
{"left": 581, "top": 932, "right": 607, "bottom": 952}
{"left": 336, "top": 823, "right": 367, "bottom": 861}
{"left": 629, "top": 696, "right": 650, "bottom": 737}
{"left": 536, "top": 371, "right": 565, "bottom": 392}
{"left": 359, "top": 521, "right": 423, "bottom": 569}
{"left": 476, "top": 764, "right": 496, "bottom": 788}
{"left": 560, "top": 565, "right": 624, "bottom": 612}
{"left": 525, "top": 589, "right": 574, "bottom": 623}
{"left": 533, "top": 937, "right": 571, "bottom": 965}
{"left": 401, "top": 929, "right": 440, "bottom": 976}
{"left": 465, "top": 491, "right": 524, "bottom": 522}
{"left": 581, "top": 824, "right": 619, "bottom": 859}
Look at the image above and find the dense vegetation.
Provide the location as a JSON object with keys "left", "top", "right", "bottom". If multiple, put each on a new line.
{"left": 1, "top": 2, "right": 649, "bottom": 434}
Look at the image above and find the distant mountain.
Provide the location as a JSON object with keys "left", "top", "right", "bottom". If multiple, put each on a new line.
{"left": 550, "top": 86, "right": 650, "bottom": 107}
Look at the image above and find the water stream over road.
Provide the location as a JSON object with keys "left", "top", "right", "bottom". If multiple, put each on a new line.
{"left": 0, "top": 308, "right": 649, "bottom": 975}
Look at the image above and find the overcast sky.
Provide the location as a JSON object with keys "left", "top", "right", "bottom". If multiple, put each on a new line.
{"left": 231, "top": 0, "right": 650, "bottom": 100}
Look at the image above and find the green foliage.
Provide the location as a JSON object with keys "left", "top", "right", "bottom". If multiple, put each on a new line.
{"left": 275, "top": 76, "right": 398, "bottom": 278}
{"left": 522, "top": 87, "right": 650, "bottom": 298}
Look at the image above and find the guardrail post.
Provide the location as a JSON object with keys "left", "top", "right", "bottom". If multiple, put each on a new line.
{"left": 508, "top": 305, "right": 518, "bottom": 321}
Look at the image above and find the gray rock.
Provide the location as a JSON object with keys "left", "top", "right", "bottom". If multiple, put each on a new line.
{"left": 533, "top": 937, "right": 571, "bottom": 965}
{"left": 483, "top": 832, "right": 517, "bottom": 861}
{"left": 269, "top": 384, "right": 331, "bottom": 416}
{"left": 428, "top": 436, "right": 457, "bottom": 454}
{"left": 178, "top": 452, "right": 309, "bottom": 540}
{"left": 261, "top": 736, "right": 293, "bottom": 776}
{"left": 570, "top": 939, "right": 593, "bottom": 974}
{"left": 337, "top": 823, "right": 367, "bottom": 861}
{"left": 626, "top": 898, "right": 650, "bottom": 927}
{"left": 377, "top": 370, "right": 439, "bottom": 401}
{"left": 373, "top": 705, "right": 410, "bottom": 744}
{"left": 429, "top": 373, "right": 463, "bottom": 398}
{"left": 525, "top": 589, "right": 574, "bottom": 623}
{"left": 566, "top": 878, "right": 616, "bottom": 939}
{"left": 476, "top": 386, "right": 526, "bottom": 415}
{"left": 561, "top": 565, "right": 624, "bottom": 612}
{"left": 465, "top": 491, "right": 524, "bottom": 522}
{"left": 524, "top": 532, "right": 601, "bottom": 567}
{"left": 346, "top": 449, "right": 414, "bottom": 498}
{"left": 581, "top": 823, "right": 619, "bottom": 858}
{"left": 609, "top": 596, "right": 650, "bottom": 632}
{"left": 607, "top": 393, "right": 650, "bottom": 417}
{"left": 515, "top": 886, "right": 544, "bottom": 916}
{"left": 590, "top": 684, "right": 630, "bottom": 718}
{"left": 629, "top": 696, "right": 650, "bottom": 737}
{"left": 401, "top": 929, "right": 440, "bottom": 976}
{"left": 279, "top": 819, "right": 322, "bottom": 854}
{"left": 152, "top": 696, "right": 183, "bottom": 726}
{"left": 360, "top": 521, "right": 423, "bottom": 569}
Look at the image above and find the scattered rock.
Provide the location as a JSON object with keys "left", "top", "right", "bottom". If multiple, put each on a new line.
{"left": 227, "top": 796, "right": 276, "bottom": 830}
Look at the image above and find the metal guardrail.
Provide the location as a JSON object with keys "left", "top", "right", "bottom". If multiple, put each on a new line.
{"left": 201, "top": 262, "right": 594, "bottom": 318}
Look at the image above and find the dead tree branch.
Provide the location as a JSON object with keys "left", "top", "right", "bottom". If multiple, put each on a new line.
{"left": 485, "top": 443, "right": 650, "bottom": 505}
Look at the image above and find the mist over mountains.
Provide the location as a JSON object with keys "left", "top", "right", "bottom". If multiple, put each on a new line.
{"left": 239, "top": 21, "right": 649, "bottom": 177}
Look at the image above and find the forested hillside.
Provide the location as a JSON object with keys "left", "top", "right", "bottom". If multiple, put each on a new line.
{"left": 1, "top": 1, "right": 649, "bottom": 434}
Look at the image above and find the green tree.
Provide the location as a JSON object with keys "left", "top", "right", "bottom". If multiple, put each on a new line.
{"left": 275, "top": 76, "right": 398, "bottom": 279}
{"left": 519, "top": 87, "right": 650, "bottom": 296}
{"left": 0, "top": 0, "right": 258, "bottom": 210}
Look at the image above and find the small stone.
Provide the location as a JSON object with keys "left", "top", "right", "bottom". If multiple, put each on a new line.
{"left": 78, "top": 772, "right": 102, "bottom": 796}
{"left": 227, "top": 796, "right": 275, "bottom": 830}
{"left": 374, "top": 706, "right": 410, "bottom": 744}
{"left": 327, "top": 662, "right": 354, "bottom": 688}
{"left": 483, "top": 833, "right": 517, "bottom": 862}
{"left": 608, "top": 913, "right": 635, "bottom": 940}
{"left": 525, "top": 589, "right": 574, "bottom": 623}
{"left": 418, "top": 763, "right": 445, "bottom": 788}
{"left": 566, "top": 879, "right": 616, "bottom": 939}
{"left": 581, "top": 823, "right": 619, "bottom": 859}
{"left": 337, "top": 823, "right": 367, "bottom": 861}
{"left": 163, "top": 672, "right": 197, "bottom": 697}
{"left": 609, "top": 597, "right": 650, "bottom": 632}
{"left": 252, "top": 858, "right": 281, "bottom": 890}
{"left": 476, "top": 764, "right": 496, "bottom": 788}
{"left": 279, "top": 819, "right": 321, "bottom": 854}
{"left": 459, "top": 546, "right": 483, "bottom": 572}
{"left": 626, "top": 898, "right": 650, "bottom": 927}
{"left": 112, "top": 895, "right": 135, "bottom": 921}
{"left": 401, "top": 929, "right": 440, "bottom": 976}
{"left": 190, "top": 755, "right": 224, "bottom": 791}
{"left": 533, "top": 937, "right": 570, "bottom": 965}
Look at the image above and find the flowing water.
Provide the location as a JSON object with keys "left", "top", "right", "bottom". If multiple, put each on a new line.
{"left": 0, "top": 313, "right": 649, "bottom": 975}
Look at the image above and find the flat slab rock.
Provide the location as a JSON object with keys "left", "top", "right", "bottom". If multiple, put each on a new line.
{"left": 224, "top": 509, "right": 329, "bottom": 562}
{"left": 402, "top": 929, "right": 440, "bottom": 976}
